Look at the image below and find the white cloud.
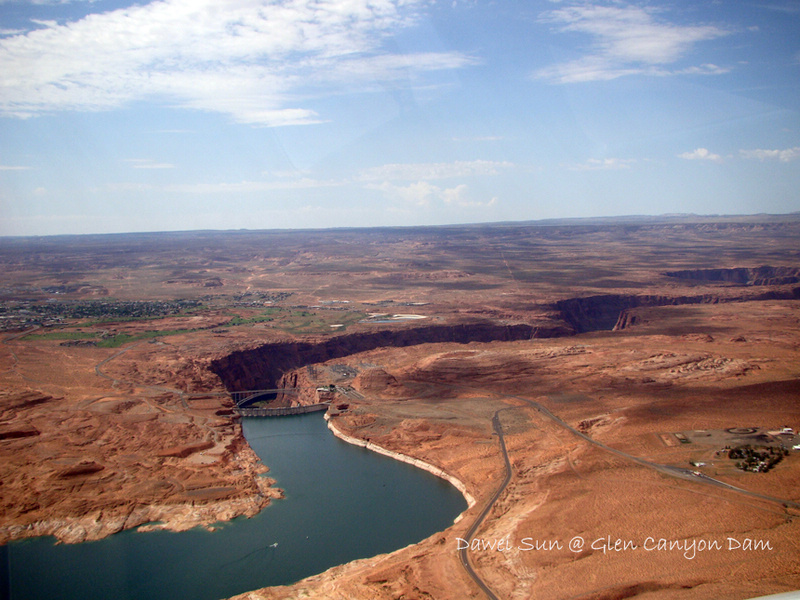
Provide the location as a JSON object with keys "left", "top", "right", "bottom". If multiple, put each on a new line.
{"left": 740, "top": 147, "right": 800, "bottom": 163}
{"left": 358, "top": 160, "right": 515, "bottom": 181}
{"left": 566, "top": 157, "right": 636, "bottom": 171}
{"left": 535, "top": 4, "right": 729, "bottom": 83}
{"left": 0, "top": 0, "right": 473, "bottom": 125}
{"left": 368, "top": 180, "right": 497, "bottom": 208}
{"left": 678, "top": 148, "right": 723, "bottom": 163}
{"left": 373, "top": 180, "right": 440, "bottom": 207}
{"left": 0, "top": 164, "right": 31, "bottom": 170}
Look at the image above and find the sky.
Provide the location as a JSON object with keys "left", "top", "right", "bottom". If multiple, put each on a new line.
{"left": 0, "top": 0, "right": 798, "bottom": 236}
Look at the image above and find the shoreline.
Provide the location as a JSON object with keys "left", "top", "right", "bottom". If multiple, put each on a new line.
{"left": 1, "top": 410, "right": 472, "bottom": 546}
{"left": 0, "top": 492, "right": 275, "bottom": 545}
{"left": 323, "top": 412, "right": 476, "bottom": 519}
{"left": 0, "top": 426, "right": 280, "bottom": 546}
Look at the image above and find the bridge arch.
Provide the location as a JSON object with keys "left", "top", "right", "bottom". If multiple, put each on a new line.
{"left": 230, "top": 388, "right": 299, "bottom": 407}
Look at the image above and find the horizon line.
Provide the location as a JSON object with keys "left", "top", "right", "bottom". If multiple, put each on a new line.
{"left": 2, "top": 211, "right": 799, "bottom": 241}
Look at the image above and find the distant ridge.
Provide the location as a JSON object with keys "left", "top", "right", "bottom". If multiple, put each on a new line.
{"left": 1, "top": 212, "right": 799, "bottom": 241}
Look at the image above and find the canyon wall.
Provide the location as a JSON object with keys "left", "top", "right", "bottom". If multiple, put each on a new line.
{"left": 555, "top": 287, "right": 800, "bottom": 334}
{"left": 554, "top": 294, "right": 721, "bottom": 334}
{"left": 208, "top": 322, "right": 570, "bottom": 392}
{"left": 210, "top": 286, "right": 800, "bottom": 394}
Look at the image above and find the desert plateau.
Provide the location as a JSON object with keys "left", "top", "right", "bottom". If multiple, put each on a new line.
{"left": 2, "top": 214, "right": 800, "bottom": 600}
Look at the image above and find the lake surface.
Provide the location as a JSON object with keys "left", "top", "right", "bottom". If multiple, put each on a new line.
{"left": 0, "top": 412, "right": 467, "bottom": 600}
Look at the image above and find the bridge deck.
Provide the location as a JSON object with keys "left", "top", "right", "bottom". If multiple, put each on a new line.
{"left": 235, "top": 403, "right": 330, "bottom": 417}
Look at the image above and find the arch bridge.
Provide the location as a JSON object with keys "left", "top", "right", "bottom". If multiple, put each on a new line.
{"left": 229, "top": 388, "right": 299, "bottom": 407}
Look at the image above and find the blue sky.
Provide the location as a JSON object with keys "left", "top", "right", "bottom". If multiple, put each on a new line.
{"left": 0, "top": 0, "right": 798, "bottom": 236}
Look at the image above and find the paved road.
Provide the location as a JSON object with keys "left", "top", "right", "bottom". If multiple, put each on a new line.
{"left": 426, "top": 380, "right": 800, "bottom": 600}
{"left": 457, "top": 409, "right": 513, "bottom": 600}
{"left": 500, "top": 390, "right": 800, "bottom": 510}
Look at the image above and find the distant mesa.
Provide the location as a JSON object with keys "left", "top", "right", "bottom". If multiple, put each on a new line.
{"left": 664, "top": 266, "right": 800, "bottom": 286}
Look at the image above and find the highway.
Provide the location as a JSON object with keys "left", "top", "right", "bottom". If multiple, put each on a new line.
{"left": 457, "top": 409, "right": 513, "bottom": 600}
{"left": 426, "top": 381, "right": 800, "bottom": 600}
{"left": 501, "top": 390, "right": 800, "bottom": 511}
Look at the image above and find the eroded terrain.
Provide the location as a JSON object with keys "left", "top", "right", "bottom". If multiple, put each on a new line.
{"left": 1, "top": 215, "right": 799, "bottom": 599}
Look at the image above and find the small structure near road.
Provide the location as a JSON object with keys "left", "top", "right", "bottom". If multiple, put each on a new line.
{"left": 728, "top": 445, "right": 788, "bottom": 472}
{"left": 664, "top": 427, "right": 799, "bottom": 451}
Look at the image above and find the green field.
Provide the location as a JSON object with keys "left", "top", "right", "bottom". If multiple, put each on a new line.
{"left": 226, "top": 307, "right": 368, "bottom": 334}
{"left": 24, "top": 328, "right": 195, "bottom": 348}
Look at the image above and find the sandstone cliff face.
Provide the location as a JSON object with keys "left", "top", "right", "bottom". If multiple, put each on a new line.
{"left": 554, "top": 294, "right": 722, "bottom": 334}
{"left": 612, "top": 308, "right": 637, "bottom": 331}
{"left": 209, "top": 288, "right": 800, "bottom": 394}
{"left": 208, "top": 322, "right": 569, "bottom": 392}
{"left": 352, "top": 368, "right": 408, "bottom": 398}
{"left": 276, "top": 368, "right": 320, "bottom": 405}
{"left": 554, "top": 287, "right": 800, "bottom": 334}
{"left": 664, "top": 266, "right": 800, "bottom": 286}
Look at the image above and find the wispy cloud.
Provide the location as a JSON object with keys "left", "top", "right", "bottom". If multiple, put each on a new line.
{"left": 740, "top": 147, "right": 800, "bottom": 162}
{"left": 166, "top": 178, "right": 342, "bottom": 194}
{"left": 535, "top": 4, "right": 729, "bottom": 83}
{"left": 0, "top": 0, "right": 473, "bottom": 125}
{"left": 678, "top": 148, "right": 723, "bottom": 163}
{"left": 757, "top": 3, "right": 800, "bottom": 15}
{"left": 125, "top": 159, "right": 175, "bottom": 169}
{"left": 358, "top": 160, "right": 515, "bottom": 181}
{"left": 0, "top": 164, "right": 31, "bottom": 170}
{"left": 566, "top": 157, "right": 636, "bottom": 171}
{"left": 110, "top": 159, "right": 513, "bottom": 197}
{"left": 368, "top": 180, "right": 497, "bottom": 209}
{"left": 451, "top": 135, "right": 506, "bottom": 142}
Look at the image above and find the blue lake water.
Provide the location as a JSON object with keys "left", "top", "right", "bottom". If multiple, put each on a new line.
{"left": 0, "top": 412, "right": 467, "bottom": 600}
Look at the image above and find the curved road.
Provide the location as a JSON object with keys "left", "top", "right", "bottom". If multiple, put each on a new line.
{"left": 433, "top": 381, "right": 800, "bottom": 600}
{"left": 458, "top": 409, "right": 513, "bottom": 600}
{"left": 502, "top": 390, "right": 800, "bottom": 510}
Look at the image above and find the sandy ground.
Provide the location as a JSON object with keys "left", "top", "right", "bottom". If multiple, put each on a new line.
{"left": 232, "top": 301, "right": 800, "bottom": 600}
{"left": 1, "top": 219, "right": 799, "bottom": 598}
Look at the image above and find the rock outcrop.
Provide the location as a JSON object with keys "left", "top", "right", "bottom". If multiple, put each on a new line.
{"left": 352, "top": 368, "right": 408, "bottom": 397}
